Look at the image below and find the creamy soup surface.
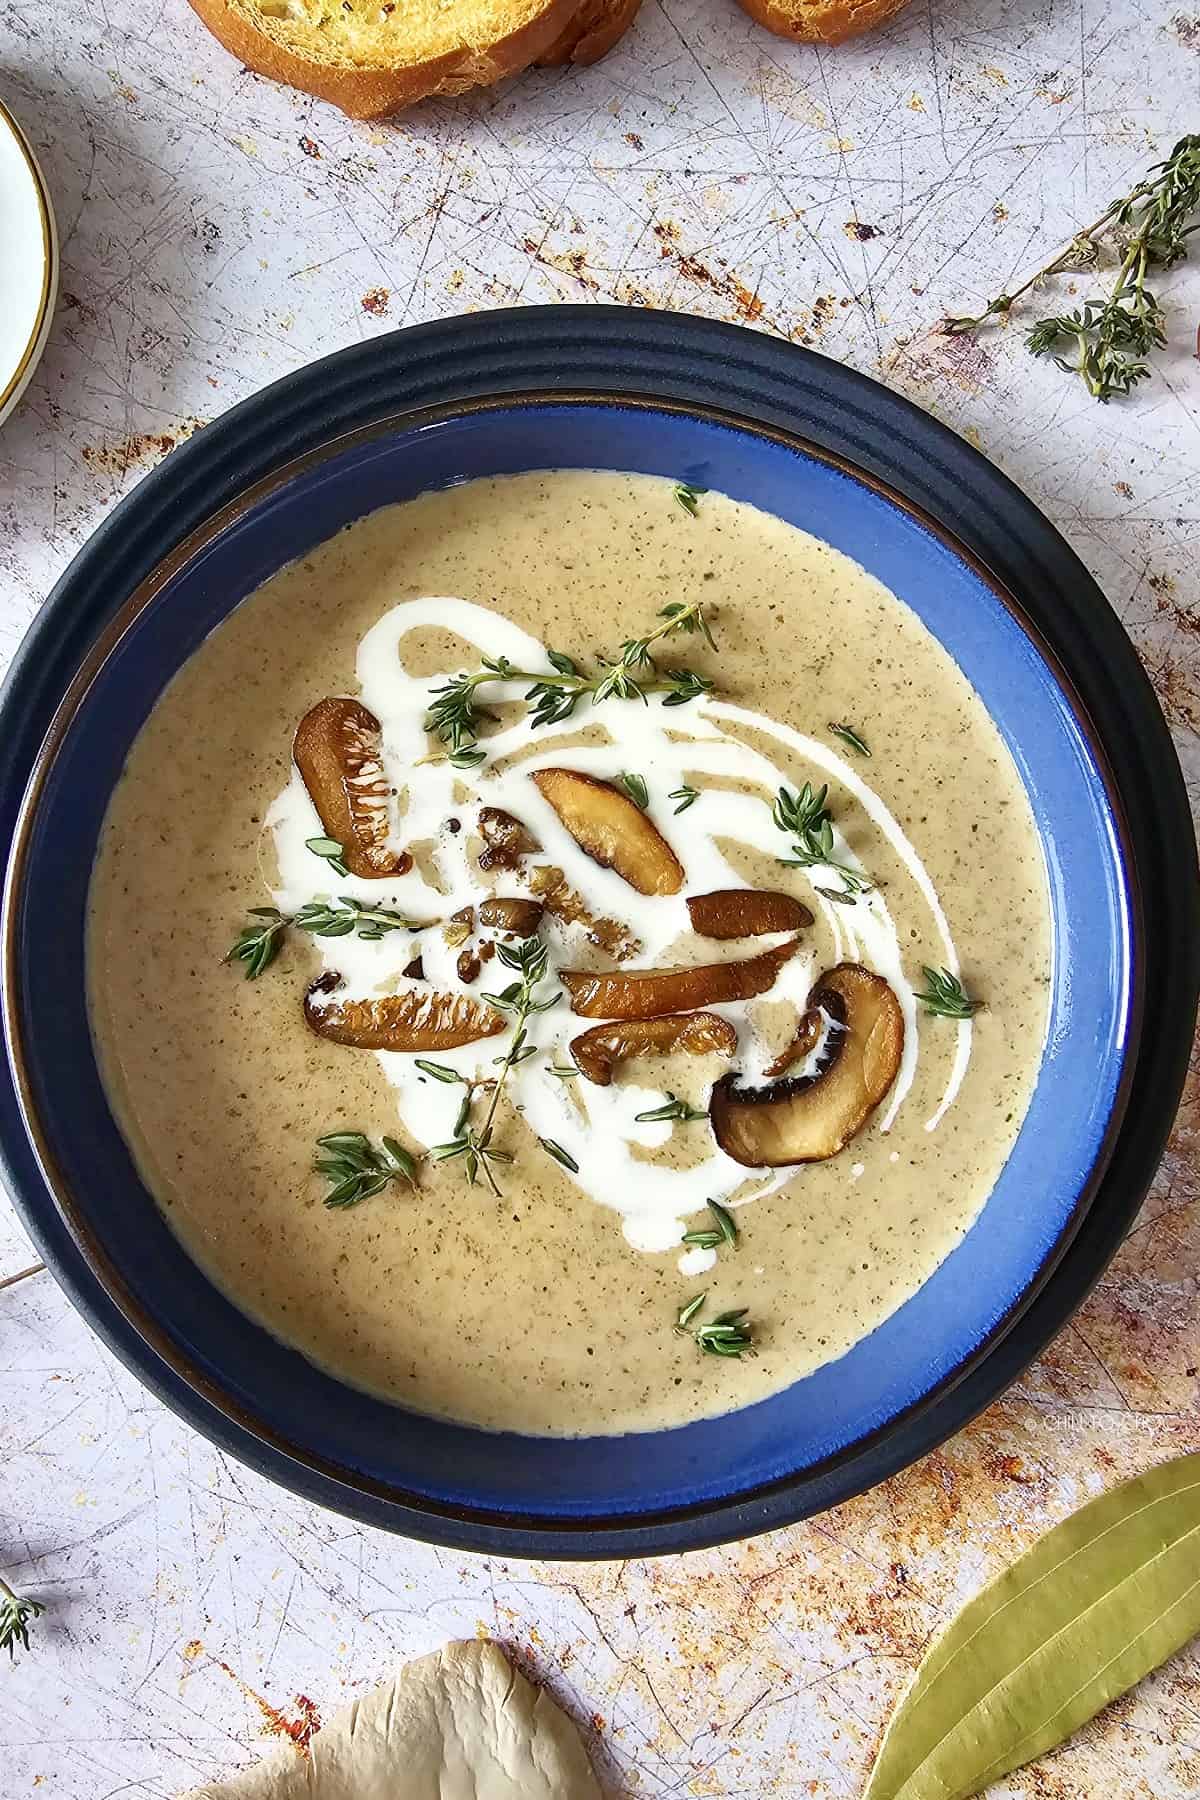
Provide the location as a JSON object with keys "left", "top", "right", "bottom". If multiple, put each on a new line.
{"left": 87, "top": 470, "right": 1051, "bottom": 1436}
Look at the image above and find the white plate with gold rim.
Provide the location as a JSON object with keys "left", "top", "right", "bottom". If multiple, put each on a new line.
{"left": 0, "top": 95, "right": 56, "bottom": 429}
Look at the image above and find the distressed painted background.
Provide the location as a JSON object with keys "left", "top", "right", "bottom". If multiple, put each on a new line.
{"left": 1, "top": 0, "right": 1198, "bottom": 1793}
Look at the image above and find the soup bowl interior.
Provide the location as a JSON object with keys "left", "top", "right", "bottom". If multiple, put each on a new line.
{"left": 3, "top": 398, "right": 1134, "bottom": 1532}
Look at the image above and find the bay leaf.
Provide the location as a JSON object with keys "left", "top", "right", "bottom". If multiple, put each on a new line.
{"left": 863, "top": 1451, "right": 1200, "bottom": 1799}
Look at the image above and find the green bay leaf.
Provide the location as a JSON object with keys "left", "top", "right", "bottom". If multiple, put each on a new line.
{"left": 864, "top": 1452, "right": 1200, "bottom": 1799}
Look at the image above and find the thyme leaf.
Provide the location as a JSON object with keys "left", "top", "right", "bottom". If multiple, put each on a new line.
{"left": 305, "top": 835, "right": 351, "bottom": 878}
{"left": 635, "top": 1092, "right": 708, "bottom": 1124}
{"left": 539, "top": 1136, "right": 580, "bottom": 1173}
{"left": 620, "top": 771, "right": 650, "bottom": 810}
{"left": 829, "top": 721, "right": 871, "bottom": 757}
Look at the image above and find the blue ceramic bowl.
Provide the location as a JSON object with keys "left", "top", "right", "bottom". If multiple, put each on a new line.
{"left": 2, "top": 311, "right": 1194, "bottom": 1556}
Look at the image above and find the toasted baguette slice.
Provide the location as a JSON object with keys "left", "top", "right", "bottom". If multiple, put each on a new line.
{"left": 538, "top": 0, "right": 641, "bottom": 63}
{"left": 188, "top": 0, "right": 585, "bottom": 117}
{"left": 735, "top": 0, "right": 910, "bottom": 44}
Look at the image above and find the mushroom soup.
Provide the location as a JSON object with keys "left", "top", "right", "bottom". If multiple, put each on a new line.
{"left": 86, "top": 470, "right": 1051, "bottom": 1435}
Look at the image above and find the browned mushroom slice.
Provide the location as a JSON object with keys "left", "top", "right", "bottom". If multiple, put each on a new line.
{"left": 477, "top": 806, "right": 540, "bottom": 873}
{"left": 570, "top": 1011, "right": 738, "bottom": 1085}
{"left": 561, "top": 936, "right": 801, "bottom": 1021}
{"left": 687, "top": 889, "right": 814, "bottom": 939}
{"left": 763, "top": 1006, "right": 824, "bottom": 1077}
{"left": 304, "top": 971, "right": 504, "bottom": 1052}
{"left": 532, "top": 768, "right": 684, "bottom": 896}
{"left": 525, "top": 865, "right": 640, "bottom": 961}
{"left": 443, "top": 905, "right": 474, "bottom": 949}
{"left": 294, "top": 698, "right": 410, "bottom": 879}
{"left": 478, "top": 896, "right": 545, "bottom": 936}
{"left": 710, "top": 963, "right": 903, "bottom": 1167}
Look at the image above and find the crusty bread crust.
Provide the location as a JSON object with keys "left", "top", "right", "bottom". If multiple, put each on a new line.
{"left": 186, "top": 0, "right": 583, "bottom": 117}
{"left": 735, "top": 0, "right": 910, "bottom": 44}
{"left": 537, "top": 0, "right": 642, "bottom": 64}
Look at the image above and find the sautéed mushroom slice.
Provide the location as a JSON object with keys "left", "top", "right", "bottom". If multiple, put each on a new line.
{"left": 294, "top": 697, "right": 410, "bottom": 878}
{"left": 763, "top": 1005, "right": 824, "bottom": 1077}
{"left": 305, "top": 971, "right": 504, "bottom": 1052}
{"left": 532, "top": 767, "right": 684, "bottom": 896}
{"left": 477, "top": 805, "right": 540, "bottom": 873}
{"left": 710, "top": 963, "right": 903, "bottom": 1167}
{"left": 570, "top": 1011, "right": 737, "bottom": 1086}
{"left": 561, "top": 936, "right": 802, "bottom": 1021}
{"left": 686, "top": 888, "right": 813, "bottom": 939}
{"left": 478, "top": 895, "right": 544, "bottom": 936}
{"left": 525, "top": 864, "right": 640, "bottom": 961}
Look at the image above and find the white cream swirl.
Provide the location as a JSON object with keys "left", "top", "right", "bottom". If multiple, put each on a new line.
{"left": 266, "top": 597, "right": 970, "bottom": 1259}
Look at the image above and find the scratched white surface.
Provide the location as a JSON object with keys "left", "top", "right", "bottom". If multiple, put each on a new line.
{"left": 1, "top": 3, "right": 1199, "bottom": 1795}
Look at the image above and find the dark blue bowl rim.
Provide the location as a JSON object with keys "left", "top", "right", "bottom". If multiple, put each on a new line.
{"left": 0, "top": 307, "right": 1195, "bottom": 1558}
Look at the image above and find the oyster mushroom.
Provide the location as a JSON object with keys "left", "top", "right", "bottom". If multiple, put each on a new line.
{"left": 304, "top": 971, "right": 504, "bottom": 1052}
{"left": 570, "top": 1011, "right": 738, "bottom": 1085}
{"left": 294, "top": 698, "right": 410, "bottom": 879}
{"left": 710, "top": 963, "right": 903, "bottom": 1167}
{"left": 561, "top": 935, "right": 802, "bottom": 1021}
{"left": 532, "top": 768, "right": 684, "bottom": 896}
{"left": 687, "top": 888, "right": 814, "bottom": 939}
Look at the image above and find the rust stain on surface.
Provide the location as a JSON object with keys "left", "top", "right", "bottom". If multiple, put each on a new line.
{"left": 361, "top": 287, "right": 391, "bottom": 316}
{"left": 207, "top": 1653, "right": 323, "bottom": 1755}
{"left": 652, "top": 221, "right": 766, "bottom": 326}
{"left": 982, "top": 1449, "right": 1041, "bottom": 1486}
{"left": 521, "top": 239, "right": 601, "bottom": 293}
{"left": 81, "top": 420, "right": 205, "bottom": 478}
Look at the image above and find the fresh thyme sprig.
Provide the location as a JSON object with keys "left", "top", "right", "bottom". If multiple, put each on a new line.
{"left": 669, "top": 783, "right": 700, "bottom": 814}
{"left": 682, "top": 1199, "right": 740, "bottom": 1251}
{"left": 227, "top": 908, "right": 291, "bottom": 978}
{"left": 294, "top": 897, "right": 423, "bottom": 940}
{"left": 227, "top": 897, "right": 426, "bottom": 978}
{"left": 915, "top": 966, "right": 980, "bottom": 1019}
{"left": 773, "top": 781, "right": 831, "bottom": 838}
{"left": 0, "top": 1577, "right": 43, "bottom": 1662}
{"left": 432, "top": 936, "right": 557, "bottom": 1195}
{"left": 773, "top": 784, "right": 871, "bottom": 898}
{"left": 424, "top": 602, "right": 716, "bottom": 765}
{"left": 314, "top": 1131, "right": 417, "bottom": 1207}
{"left": 944, "top": 136, "right": 1200, "bottom": 400}
{"left": 674, "top": 482, "right": 706, "bottom": 516}
{"left": 674, "top": 1293, "right": 755, "bottom": 1358}
{"left": 635, "top": 1093, "right": 708, "bottom": 1124}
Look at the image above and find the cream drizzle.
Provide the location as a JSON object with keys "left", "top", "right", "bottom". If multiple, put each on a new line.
{"left": 266, "top": 597, "right": 970, "bottom": 1258}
